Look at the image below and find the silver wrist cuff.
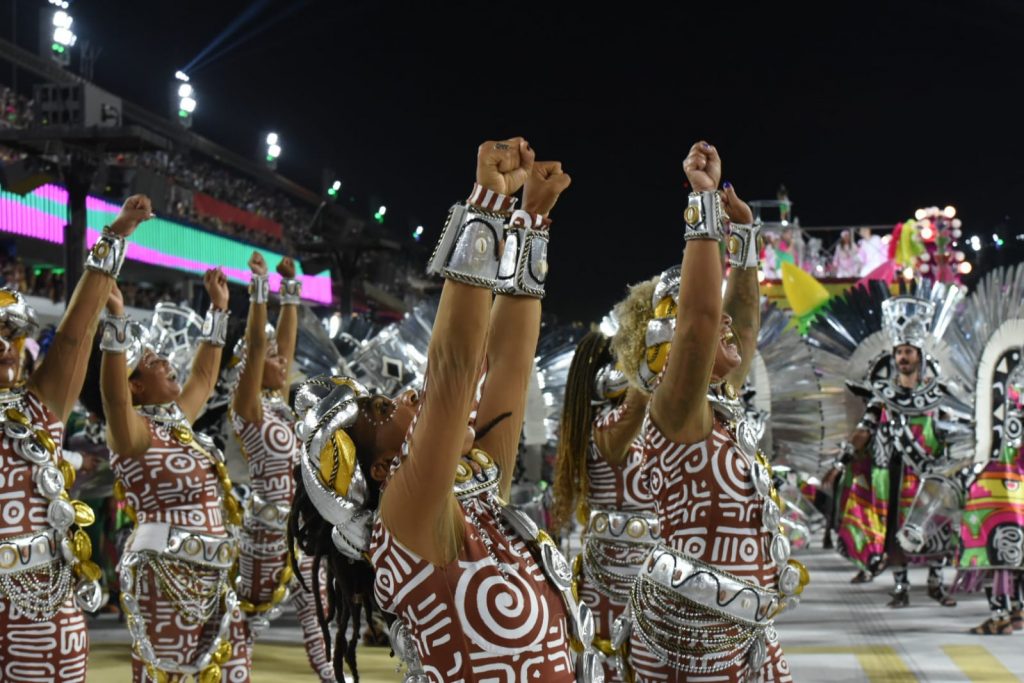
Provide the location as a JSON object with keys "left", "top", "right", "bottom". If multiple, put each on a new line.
{"left": 495, "top": 226, "right": 549, "bottom": 298}
{"left": 683, "top": 191, "right": 726, "bottom": 242}
{"left": 85, "top": 230, "right": 127, "bottom": 278}
{"left": 249, "top": 273, "right": 269, "bottom": 304}
{"left": 278, "top": 278, "right": 302, "bottom": 305}
{"left": 99, "top": 315, "right": 133, "bottom": 353}
{"left": 199, "top": 307, "right": 229, "bottom": 347}
{"left": 727, "top": 220, "right": 763, "bottom": 269}
{"left": 426, "top": 202, "right": 505, "bottom": 289}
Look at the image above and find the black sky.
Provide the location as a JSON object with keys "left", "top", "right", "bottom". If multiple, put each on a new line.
{"left": 9, "top": 0, "right": 1024, "bottom": 320}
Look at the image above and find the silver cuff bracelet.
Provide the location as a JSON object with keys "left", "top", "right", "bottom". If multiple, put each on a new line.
{"left": 496, "top": 226, "right": 549, "bottom": 298}
{"left": 683, "top": 191, "right": 726, "bottom": 242}
{"left": 200, "top": 307, "right": 229, "bottom": 347}
{"left": 99, "top": 315, "right": 133, "bottom": 354}
{"left": 279, "top": 278, "right": 302, "bottom": 305}
{"left": 426, "top": 203, "right": 506, "bottom": 289}
{"left": 727, "top": 220, "right": 763, "bottom": 269}
{"left": 85, "top": 230, "right": 127, "bottom": 278}
{"left": 249, "top": 273, "right": 269, "bottom": 304}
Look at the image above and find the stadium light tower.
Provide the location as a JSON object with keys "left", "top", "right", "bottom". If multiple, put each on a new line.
{"left": 373, "top": 205, "right": 386, "bottom": 224}
{"left": 265, "top": 132, "right": 281, "bottom": 170}
{"left": 174, "top": 71, "right": 196, "bottom": 128}
{"left": 47, "top": 1, "right": 76, "bottom": 67}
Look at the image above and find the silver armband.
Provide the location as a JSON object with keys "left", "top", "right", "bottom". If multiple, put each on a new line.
{"left": 495, "top": 221, "right": 550, "bottom": 298}
{"left": 85, "top": 230, "right": 127, "bottom": 278}
{"left": 727, "top": 220, "right": 763, "bottom": 269}
{"left": 426, "top": 203, "right": 506, "bottom": 289}
{"left": 199, "top": 307, "right": 229, "bottom": 347}
{"left": 279, "top": 278, "right": 302, "bottom": 305}
{"left": 683, "top": 191, "right": 726, "bottom": 242}
{"left": 249, "top": 273, "right": 269, "bottom": 304}
{"left": 99, "top": 315, "right": 133, "bottom": 353}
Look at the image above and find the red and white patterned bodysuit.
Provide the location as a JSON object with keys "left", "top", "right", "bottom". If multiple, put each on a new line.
{"left": 112, "top": 405, "right": 248, "bottom": 683}
{"left": 232, "top": 393, "right": 334, "bottom": 681}
{"left": 371, "top": 453, "right": 577, "bottom": 683}
{"left": 579, "top": 401, "right": 655, "bottom": 682}
{"left": 0, "top": 390, "right": 88, "bottom": 683}
{"left": 629, "top": 415, "right": 793, "bottom": 683}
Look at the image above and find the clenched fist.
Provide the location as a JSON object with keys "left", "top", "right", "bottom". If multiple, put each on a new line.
{"left": 248, "top": 251, "right": 268, "bottom": 276}
{"left": 682, "top": 141, "right": 722, "bottom": 193}
{"left": 204, "top": 268, "right": 230, "bottom": 310}
{"left": 522, "top": 161, "right": 572, "bottom": 217}
{"left": 276, "top": 256, "right": 296, "bottom": 279}
{"left": 476, "top": 137, "right": 535, "bottom": 197}
{"left": 109, "top": 195, "right": 154, "bottom": 238}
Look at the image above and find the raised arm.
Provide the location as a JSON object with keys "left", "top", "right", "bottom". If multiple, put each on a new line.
{"left": 475, "top": 160, "right": 572, "bottom": 498}
{"left": 381, "top": 138, "right": 533, "bottom": 564}
{"left": 30, "top": 196, "right": 152, "bottom": 423}
{"left": 100, "top": 285, "right": 151, "bottom": 458}
{"left": 650, "top": 142, "right": 725, "bottom": 444}
{"left": 721, "top": 185, "right": 760, "bottom": 389}
{"left": 179, "top": 269, "right": 229, "bottom": 422}
{"left": 593, "top": 387, "right": 650, "bottom": 467}
{"left": 233, "top": 253, "right": 269, "bottom": 424}
{"left": 274, "top": 257, "right": 299, "bottom": 377}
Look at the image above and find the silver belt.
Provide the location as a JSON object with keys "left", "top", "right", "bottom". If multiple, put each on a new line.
{"left": 245, "top": 492, "right": 291, "bottom": 531}
{"left": 639, "top": 544, "right": 779, "bottom": 627}
{"left": 0, "top": 529, "right": 63, "bottom": 575}
{"left": 586, "top": 508, "right": 660, "bottom": 545}
{"left": 128, "top": 522, "right": 237, "bottom": 569}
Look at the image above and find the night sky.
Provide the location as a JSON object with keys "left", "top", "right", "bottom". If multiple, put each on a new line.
{"left": 7, "top": 0, "right": 1024, "bottom": 320}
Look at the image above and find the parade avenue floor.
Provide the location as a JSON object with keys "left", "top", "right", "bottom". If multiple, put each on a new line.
{"left": 85, "top": 544, "right": 1024, "bottom": 682}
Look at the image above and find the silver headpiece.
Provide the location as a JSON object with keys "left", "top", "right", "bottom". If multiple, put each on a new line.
{"left": 881, "top": 296, "right": 936, "bottom": 350}
{"left": 294, "top": 375, "right": 374, "bottom": 561}
{"left": 219, "top": 323, "right": 278, "bottom": 395}
{"left": 150, "top": 303, "right": 205, "bottom": 384}
{"left": 0, "top": 289, "right": 38, "bottom": 352}
{"left": 639, "top": 265, "right": 681, "bottom": 391}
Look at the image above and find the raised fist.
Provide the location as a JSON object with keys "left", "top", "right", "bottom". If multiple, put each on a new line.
{"left": 522, "top": 161, "right": 572, "bottom": 218}
{"left": 682, "top": 141, "right": 722, "bottom": 193}
{"left": 721, "top": 183, "right": 754, "bottom": 225}
{"left": 248, "top": 251, "right": 268, "bottom": 276}
{"left": 476, "top": 137, "right": 535, "bottom": 197}
{"left": 204, "top": 268, "right": 230, "bottom": 310}
{"left": 108, "top": 195, "right": 154, "bottom": 238}
{"left": 276, "top": 256, "right": 296, "bottom": 279}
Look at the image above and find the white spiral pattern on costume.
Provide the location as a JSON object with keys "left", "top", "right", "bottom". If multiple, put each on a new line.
{"left": 454, "top": 558, "right": 548, "bottom": 653}
{"left": 709, "top": 437, "right": 752, "bottom": 503}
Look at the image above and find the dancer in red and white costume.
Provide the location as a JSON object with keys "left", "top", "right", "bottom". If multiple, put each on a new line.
{"left": 228, "top": 252, "right": 333, "bottom": 681}
{"left": 99, "top": 269, "right": 249, "bottom": 683}
{"left": 618, "top": 143, "right": 807, "bottom": 682}
{"left": 552, "top": 329, "right": 652, "bottom": 681}
{"left": 292, "top": 138, "right": 601, "bottom": 681}
{"left": 0, "top": 195, "right": 150, "bottom": 682}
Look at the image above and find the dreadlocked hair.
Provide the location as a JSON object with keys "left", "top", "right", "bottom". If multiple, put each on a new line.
{"left": 551, "top": 331, "right": 614, "bottom": 531}
{"left": 610, "top": 275, "right": 659, "bottom": 393}
{"left": 288, "top": 462, "right": 380, "bottom": 683}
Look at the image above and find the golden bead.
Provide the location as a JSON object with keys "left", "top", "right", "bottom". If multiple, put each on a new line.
{"left": 171, "top": 425, "right": 193, "bottom": 445}
{"left": 72, "top": 500, "right": 96, "bottom": 527}
{"left": 279, "top": 564, "right": 294, "bottom": 586}
{"left": 125, "top": 506, "right": 137, "bottom": 524}
{"left": 213, "top": 639, "right": 233, "bottom": 665}
{"left": 35, "top": 429, "right": 56, "bottom": 454}
{"left": 76, "top": 560, "right": 102, "bottom": 582}
{"left": 113, "top": 480, "right": 127, "bottom": 502}
{"left": 73, "top": 529, "right": 93, "bottom": 562}
{"left": 239, "top": 599, "right": 256, "bottom": 614}
{"left": 536, "top": 529, "right": 554, "bottom": 546}
{"left": 271, "top": 584, "right": 288, "bottom": 605}
{"left": 5, "top": 408, "right": 29, "bottom": 425}
{"left": 59, "top": 460, "right": 76, "bottom": 490}
{"left": 198, "top": 663, "right": 222, "bottom": 683}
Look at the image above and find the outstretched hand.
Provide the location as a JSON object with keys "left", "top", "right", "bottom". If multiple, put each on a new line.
{"left": 682, "top": 141, "right": 722, "bottom": 193}
{"left": 476, "top": 137, "right": 535, "bottom": 197}
{"left": 522, "top": 161, "right": 572, "bottom": 217}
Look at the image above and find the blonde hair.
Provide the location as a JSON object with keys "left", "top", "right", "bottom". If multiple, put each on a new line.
{"left": 610, "top": 276, "right": 659, "bottom": 393}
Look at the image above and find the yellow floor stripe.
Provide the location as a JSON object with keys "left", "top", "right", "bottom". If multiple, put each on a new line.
{"left": 942, "top": 645, "right": 1021, "bottom": 683}
{"left": 787, "top": 645, "right": 918, "bottom": 682}
{"left": 87, "top": 642, "right": 403, "bottom": 682}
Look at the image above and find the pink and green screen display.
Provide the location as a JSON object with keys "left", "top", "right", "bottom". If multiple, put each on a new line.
{"left": 0, "top": 184, "right": 333, "bottom": 304}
